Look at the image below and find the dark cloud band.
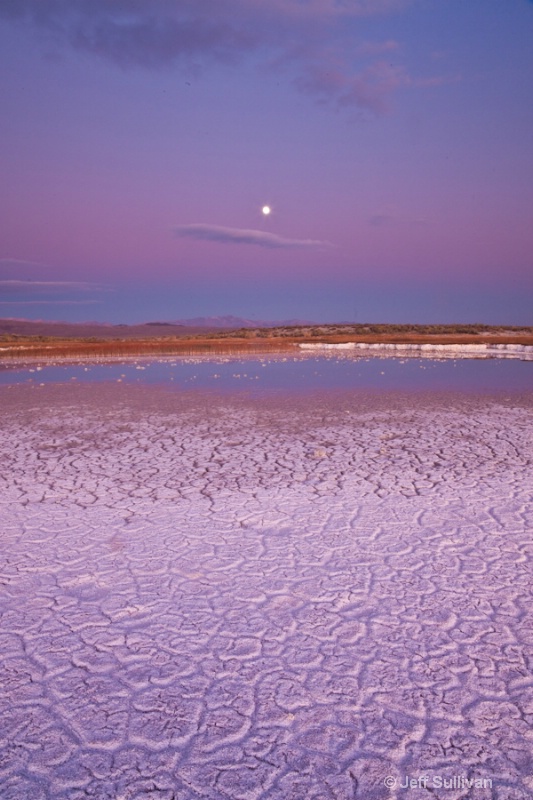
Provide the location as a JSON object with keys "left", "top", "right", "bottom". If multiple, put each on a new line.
{"left": 0, "top": 0, "right": 426, "bottom": 114}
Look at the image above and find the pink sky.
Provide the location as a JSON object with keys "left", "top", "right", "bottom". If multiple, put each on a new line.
{"left": 1, "top": 0, "right": 532, "bottom": 324}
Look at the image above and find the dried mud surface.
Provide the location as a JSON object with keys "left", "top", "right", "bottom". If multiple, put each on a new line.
{"left": 1, "top": 383, "right": 532, "bottom": 799}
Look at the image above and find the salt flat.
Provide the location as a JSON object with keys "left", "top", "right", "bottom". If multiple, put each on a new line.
{"left": 1, "top": 384, "right": 532, "bottom": 799}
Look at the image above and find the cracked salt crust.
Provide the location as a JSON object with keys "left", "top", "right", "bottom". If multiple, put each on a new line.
{"left": 0, "top": 383, "right": 532, "bottom": 799}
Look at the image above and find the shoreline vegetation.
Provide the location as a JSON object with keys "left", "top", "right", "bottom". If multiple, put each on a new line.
{"left": 1, "top": 322, "right": 533, "bottom": 360}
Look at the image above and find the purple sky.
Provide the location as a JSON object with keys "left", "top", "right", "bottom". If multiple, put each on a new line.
{"left": 1, "top": 0, "right": 532, "bottom": 324}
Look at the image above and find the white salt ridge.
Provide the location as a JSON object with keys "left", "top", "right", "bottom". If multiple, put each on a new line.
{"left": 299, "top": 341, "right": 533, "bottom": 359}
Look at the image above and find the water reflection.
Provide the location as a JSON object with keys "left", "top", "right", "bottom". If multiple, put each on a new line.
{"left": 0, "top": 353, "right": 531, "bottom": 394}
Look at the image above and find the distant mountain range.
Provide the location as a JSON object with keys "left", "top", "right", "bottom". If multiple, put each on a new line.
{"left": 0, "top": 315, "right": 316, "bottom": 339}
{"left": 169, "top": 315, "right": 316, "bottom": 328}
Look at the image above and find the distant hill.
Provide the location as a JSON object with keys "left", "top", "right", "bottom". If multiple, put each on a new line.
{"left": 172, "top": 315, "right": 316, "bottom": 328}
{"left": 0, "top": 318, "right": 209, "bottom": 339}
{"left": 0, "top": 316, "right": 316, "bottom": 339}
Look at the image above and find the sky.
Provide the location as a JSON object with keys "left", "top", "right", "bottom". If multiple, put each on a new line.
{"left": 1, "top": 0, "right": 532, "bottom": 325}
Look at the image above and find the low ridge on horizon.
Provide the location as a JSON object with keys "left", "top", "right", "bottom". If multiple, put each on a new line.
{"left": 0, "top": 315, "right": 322, "bottom": 340}
{"left": 0, "top": 315, "right": 317, "bottom": 331}
{"left": 169, "top": 315, "right": 318, "bottom": 328}
{"left": 2, "top": 316, "right": 532, "bottom": 337}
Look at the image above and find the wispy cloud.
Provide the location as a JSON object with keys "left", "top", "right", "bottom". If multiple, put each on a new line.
{"left": 296, "top": 56, "right": 460, "bottom": 113}
{"left": 0, "top": 257, "right": 46, "bottom": 269}
{"left": 0, "top": 0, "right": 448, "bottom": 116}
{"left": 0, "top": 0, "right": 264, "bottom": 68}
{"left": 174, "top": 224, "right": 332, "bottom": 249}
{"left": 295, "top": 59, "right": 410, "bottom": 114}
{"left": 0, "top": 279, "right": 100, "bottom": 294}
{"left": 0, "top": 279, "right": 109, "bottom": 311}
{"left": 0, "top": 299, "right": 102, "bottom": 306}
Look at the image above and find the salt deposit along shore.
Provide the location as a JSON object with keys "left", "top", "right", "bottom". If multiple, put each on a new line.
{"left": 1, "top": 383, "right": 532, "bottom": 799}
{"left": 299, "top": 343, "right": 533, "bottom": 360}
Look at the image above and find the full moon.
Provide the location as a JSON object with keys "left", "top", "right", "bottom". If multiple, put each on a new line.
{"left": 262, "top": 205, "right": 271, "bottom": 215}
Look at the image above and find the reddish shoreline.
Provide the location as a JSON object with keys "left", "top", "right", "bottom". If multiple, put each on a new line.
{"left": 2, "top": 332, "right": 533, "bottom": 360}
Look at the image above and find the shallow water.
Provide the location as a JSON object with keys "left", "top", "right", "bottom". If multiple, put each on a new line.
{"left": 1, "top": 352, "right": 531, "bottom": 394}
